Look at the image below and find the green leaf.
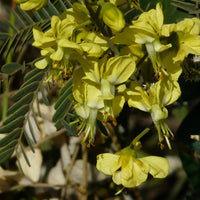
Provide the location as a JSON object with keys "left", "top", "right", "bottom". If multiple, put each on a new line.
{"left": 53, "top": 98, "right": 71, "bottom": 122}
{"left": 8, "top": 92, "right": 34, "bottom": 114}
{"left": 24, "top": 67, "right": 46, "bottom": 82}
{"left": 20, "top": 142, "right": 31, "bottom": 167}
{"left": 0, "top": 139, "right": 18, "bottom": 150}
{"left": 12, "top": 81, "right": 39, "bottom": 101}
{"left": 21, "top": 71, "right": 45, "bottom": 88}
{"left": 27, "top": 117, "right": 37, "bottom": 144}
{"left": 0, "top": 128, "right": 21, "bottom": 147}
{"left": 0, "top": 147, "right": 15, "bottom": 164}
{"left": 0, "top": 116, "right": 25, "bottom": 133}
{"left": 1, "top": 62, "right": 22, "bottom": 75}
{"left": 3, "top": 105, "right": 29, "bottom": 125}
{"left": 55, "top": 85, "right": 72, "bottom": 109}
{"left": 61, "top": 119, "right": 76, "bottom": 136}
{"left": 24, "top": 130, "right": 35, "bottom": 153}
{"left": 16, "top": 154, "right": 25, "bottom": 176}
{"left": 32, "top": 108, "right": 41, "bottom": 131}
{"left": 40, "top": 86, "right": 49, "bottom": 105}
{"left": 55, "top": 120, "right": 62, "bottom": 130}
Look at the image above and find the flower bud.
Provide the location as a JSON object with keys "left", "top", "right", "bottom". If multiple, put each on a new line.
{"left": 101, "top": 3, "right": 125, "bottom": 32}
{"left": 14, "top": 0, "right": 48, "bottom": 11}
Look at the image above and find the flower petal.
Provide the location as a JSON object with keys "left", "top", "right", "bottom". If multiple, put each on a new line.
{"left": 50, "top": 46, "right": 64, "bottom": 61}
{"left": 35, "top": 58, "right": 49, "bottom": 69}
{"left": 120, "top": 157, "right": 148, "bottom": 188}
{"left": 139, "top": 156, "right": 169, "bottom": 178}
{"left": 80, "top": 43, "right": 104, "bottom": 57}
{"left": 96, "top": 153, "right": 121, "bottom": 175}
{"left": 104, "top": 55, "right": 136, "bottom": 84}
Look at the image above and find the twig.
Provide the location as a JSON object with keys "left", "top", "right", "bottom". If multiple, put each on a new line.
{"left": 9, "top": 181, "right": 87, "bottom": 193}
{"left": 81, "top": 143, "right": 88, "bottom": 200}
{"left": 106, "top": 123, "right": 121, "bottom": 150}
{"left": 60, "top": 139, "right": 81, "bottom": 200}
{"left": 11, "top": 128, "right": 66, "bottom": 158}
{"left": 33, "top": 128, "right": 66, "bottom": 147}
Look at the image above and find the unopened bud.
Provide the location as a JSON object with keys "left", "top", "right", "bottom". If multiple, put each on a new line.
{"left": 101, "top": 3, "right": 125, "bottom": 32}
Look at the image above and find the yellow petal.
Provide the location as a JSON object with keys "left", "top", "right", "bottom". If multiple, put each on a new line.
{"left": 50, "top": 47, "right": 64, "bottom": 61}
{"left": 112, "top": 26, "right": 136, "bottom": 45}
{"left": 100, "top": 79, "right": 115, "bottom": 99}
{"left": 159, "top": 48, "right": 182, "bottom": 80}
{"left": 96, "top": 153, "right": 121, "bottom": 175}
{"left": 73, "top": 68, "right": 85, "bottom": 104}
{"left": 104, "top": 55, "right": 136, "bottom": 84}
{"left": 156, "top": 78, "right": 181, "bottom": 106}
{"left": 51, "top": 16, "right": 61, "bottom": 37}
{"left": 173, "top": 34, "right": 200, "bottom": 63}
{"left": 80, "top": 58, "right": 100, "bottom": 83}
{"left": 20, "top": 0, "right": 47, "bottom": 11}
{"left": 119, "top": 157, "right": 148, "bottom": 188}
{"left": 80, "top": 43, "right": 104, "bottom": 57}
{"left": 150, "top": 104, "right": 168, "bottom": 122}
{"left": 35, "top": 58, "right": 48, "bottom": 69}
{"left": 130, "top": 25, "right": 156, "bottom": 44}
{"left": 155, "top": 3, "right": 164, "bottom": 31}
{"left": 126, "top": 82, "right": 151, "bottom": 112}
{"left": 32, "top": 26, "right": 43, "bottom": 47}
{"left": 58, "top": 39, "right": 83, "bottom": 55}
{"left": 175, "top": 18, "right": 200, "bottom": 35}
{"left": 112, "top": 95, "right": 125, "bottom": 117}
{"left": 139, "top": 156, "right": 169, "bottom": 178}
{"left": 86, "top": 83, "right": 104, "bottom": 109}
{"left": 74, "top": 103, "right": 89, "bottom": 119}
{"left": 112, "top": 171, "right": 121, "bottom": 185}
{"left": 161, "top": 24, "right": 176, "bottom": 37}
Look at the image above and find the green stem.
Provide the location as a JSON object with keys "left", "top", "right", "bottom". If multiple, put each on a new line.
{"left": 131, "top": 127, "right": 150, "bottom": 146}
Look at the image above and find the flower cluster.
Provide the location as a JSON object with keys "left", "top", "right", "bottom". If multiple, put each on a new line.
{"left": 30, "top": 1, "right": 200, "bottom": 189}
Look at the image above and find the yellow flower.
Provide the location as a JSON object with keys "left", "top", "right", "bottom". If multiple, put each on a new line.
{"left": 64, "top": 3, "right": 90, "bottom": 25}
{"left": 79, "top": 55, "right": 136, "bottom": 123}
{"left": 171, "top": 18, "right": 200, "bottom": 63}
{"left": 80, "top": 55, "right": 136, "bottom": 99}
{"left": 73, "top": 68, "right": 104, "bottom": 144}
{"left": 113, "top": 3, "right": 171, "bottom": 76}
{"left": 32, "top": 15, "right": 80, "bottom": 70}
{"left": 97, "top": 129, "right": 169, "bottom": 188}
{"left": 161, "top": 17, "right": 200, "bottom": 64}
{"left": 126, "top": 77, "right": 181, "bottom": 149}
{"left": 33, "top": 13, "right": 106, "bottom": 72}
{"left": 15, "top": 0, "right": 48, "bottom": 11}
